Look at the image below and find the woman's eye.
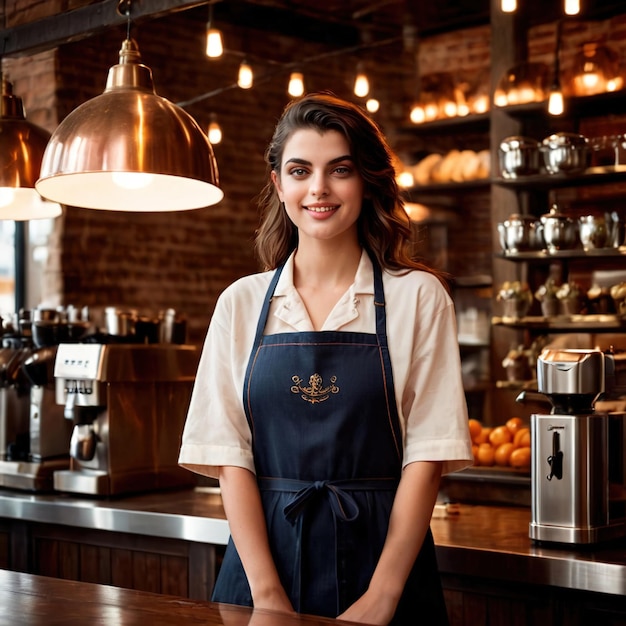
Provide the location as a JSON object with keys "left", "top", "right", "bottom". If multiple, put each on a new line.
{"left": 289, "top": 167, "right": 308, "bottom": 177}
{"left": 333, "top": 166, "right": 352, "bottom": 176}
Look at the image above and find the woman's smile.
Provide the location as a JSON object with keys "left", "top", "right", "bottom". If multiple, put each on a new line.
{"left": 304, "top": 202, "right": 340, "bottom": 216}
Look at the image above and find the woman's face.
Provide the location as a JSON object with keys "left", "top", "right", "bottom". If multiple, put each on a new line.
{"left": 271, "top": 128, "right": 364, "bottom": 247}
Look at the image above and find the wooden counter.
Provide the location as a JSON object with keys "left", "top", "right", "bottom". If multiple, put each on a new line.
{"left": 2, "top": 488, "right": 626, "bottom": 625}
{"left": 0, "top": 569, "right": 357, "bottom": 626}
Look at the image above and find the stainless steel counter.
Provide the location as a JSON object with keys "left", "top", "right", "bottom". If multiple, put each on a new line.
{"left": 0, "top": 486, "right": 230, "bottom": 545}
{"left": 2, "top": 487, "right": 626, "bottom": 599}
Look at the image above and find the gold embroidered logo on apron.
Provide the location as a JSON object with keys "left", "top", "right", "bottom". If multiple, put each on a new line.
{"left": 291, "top": 373, "right": 339, "bottom": 404}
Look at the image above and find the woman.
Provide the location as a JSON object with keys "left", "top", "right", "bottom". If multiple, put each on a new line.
{"left": 179, "top": 92, "right": 473, "bottom": 625}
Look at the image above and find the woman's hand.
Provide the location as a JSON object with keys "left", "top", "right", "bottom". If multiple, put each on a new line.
{"left": 251, "top": 585, "right": 294, "bottom": 614}
{"left": 337, "top": 588, "right": 395, "bottom": 624}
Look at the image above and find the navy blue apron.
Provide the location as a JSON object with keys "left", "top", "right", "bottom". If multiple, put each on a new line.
{"left": 212, "top": 258, "right": 448, "bottom": 625}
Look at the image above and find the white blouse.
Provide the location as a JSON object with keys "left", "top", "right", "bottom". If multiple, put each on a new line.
{"left": 179, "top": 250, "right": 473, "bottom": 478}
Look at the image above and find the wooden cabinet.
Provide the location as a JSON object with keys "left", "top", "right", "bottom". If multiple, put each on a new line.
{"left": 0, "top": 518, "right": 223, "bottom": 601}
{"left": 442, "top": 574, "right": 626, "bottom": 626}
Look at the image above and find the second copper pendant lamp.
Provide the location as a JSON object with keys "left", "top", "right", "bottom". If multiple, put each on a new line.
{"left": 36, "top": 0, "right": 223, "bottom": 212}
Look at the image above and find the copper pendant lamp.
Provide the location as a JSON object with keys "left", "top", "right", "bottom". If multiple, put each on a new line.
{"left": 0, "top": 78, "right": 62, "bottom": 221}
{"left": 36, "top": 36, "right": 223, "bottom": 212}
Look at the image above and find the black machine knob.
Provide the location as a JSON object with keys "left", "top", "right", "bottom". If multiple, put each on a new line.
{"left": 547, "top": 429, "right": 564, "bottom": 481}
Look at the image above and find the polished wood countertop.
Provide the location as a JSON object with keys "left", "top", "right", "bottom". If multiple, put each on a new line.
{"left": 0, "top": 569, "right": 359, "bottom": 626}
{"left": 2, "top": 487, "right": 626, "bottom": 597}
{"left": 432, "top": 503, "right": 626, "bottom": 596}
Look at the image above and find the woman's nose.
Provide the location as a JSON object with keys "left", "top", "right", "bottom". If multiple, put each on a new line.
{"left": 309, "top": 173, "right": 328, "bottom": 197}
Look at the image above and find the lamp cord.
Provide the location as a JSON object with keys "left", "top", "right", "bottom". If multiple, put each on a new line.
{"left": 116, "top": 0, "right": 132, "bottom": 40}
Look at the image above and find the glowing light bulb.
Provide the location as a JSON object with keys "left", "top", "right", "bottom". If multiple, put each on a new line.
{"left": 397, "top": 171, "right": 414, "bottom": 188}
{"left": 288, "top": 72, "right": 305, "bottom": 97}
{"left": 238, "top": 61, "right": 253, "bottom": 89}
{"left": 564, "top": 0, "right": 580, "bottom": 15}
{"left": 354, "top": 72, "right": 370, "bottom": 98}
{"left": 410, "top": 105, "right": 426, "bottom": 124}
{"left": 548, "top": 89, "right": 564, "bottom": 116}
{"left": 111, "top": 172, "right": 155, "bottom": 190}
{"left": 366, "top": 98, "right": 380, "bottom": 113}
{"left": 208, "top": 120, "right": 222, "bottom": 145}
{"left": 501, "top": 0, "right": 516, "bottom": 12}
{"left": 206, "top": 28, "right": 223, "bottom": 58}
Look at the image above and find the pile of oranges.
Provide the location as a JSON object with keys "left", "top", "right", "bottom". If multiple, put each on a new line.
{"left": 468, "top": 416, "right": 531, "bottom": 469}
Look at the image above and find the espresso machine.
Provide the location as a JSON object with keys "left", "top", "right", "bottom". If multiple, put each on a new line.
{"left": 53, "top": 342, "right": 199, "bottom": 496}
{"left": 524, "top": 348, "right": 626, "bottom": 544}
{"left": 0, "top": 312, "right": 73, "bottom": 491}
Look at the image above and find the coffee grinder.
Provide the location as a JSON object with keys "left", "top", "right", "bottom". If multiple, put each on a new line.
{"left": 0, "top": 315, "right": 72, "bottom": 491}
{"left": 525, "top": 348, "right": 626, "bottom": 544}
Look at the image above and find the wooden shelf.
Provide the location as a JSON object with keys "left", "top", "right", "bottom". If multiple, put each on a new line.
{"left": 404, "top": 179, "right": 491, "bottom": 198}
{"left": 495, "top": 90, "right": 626, "bottom": 121}
{"left": 492, "top": 314, "right": 626, "bottom": 332}
{"left": 493, "top": 166, "right": 626, "bottom": 191}
{"left": 496, "top": 247, "right": 626, "bottom": 262}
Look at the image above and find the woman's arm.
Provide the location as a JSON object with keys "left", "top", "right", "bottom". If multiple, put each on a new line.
{"left": 218, "top": 465, "right": 294, "bottom": 613}
{"left": 337, "top": 460, "right": 442, "bottom": 625}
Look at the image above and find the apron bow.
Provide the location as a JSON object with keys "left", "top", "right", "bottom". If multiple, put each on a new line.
{"left": 283, "top": 480, "right": 360, "bottom": 523}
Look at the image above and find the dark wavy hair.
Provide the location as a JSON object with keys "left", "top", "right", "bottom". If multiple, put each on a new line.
{"left": 254, "top": 92, "right": 447, "bottom": 286}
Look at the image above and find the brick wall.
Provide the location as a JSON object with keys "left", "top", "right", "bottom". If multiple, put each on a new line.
{"left": 3, "top": 3, "right": 625, "bottom": 343}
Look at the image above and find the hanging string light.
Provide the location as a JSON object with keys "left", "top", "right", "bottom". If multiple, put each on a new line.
{"left": 205, "top": 4, "right": 224, "bottom": 58}
{"left": 548, "top": 20, "right": 564, "bottom": 116}
{"left": 501, "top": 0, "right": 517, "bottom": 13}
{"left": 288, "top": 71, "right": 305, "bottom": 97}
{"left": 353, "top": 64, "right": 370, "bottom": 98}
{"left": 237, "top": 59, "right": 253, "bottom": 89}
{"left": 208, "top": 114, "right": 222, "bottom": 144}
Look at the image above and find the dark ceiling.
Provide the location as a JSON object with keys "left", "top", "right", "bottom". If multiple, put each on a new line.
{"left": 1, "top": 0, "right": 624, "bottom": 58}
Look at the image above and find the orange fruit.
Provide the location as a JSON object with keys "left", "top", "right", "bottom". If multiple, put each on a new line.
{"left": 468, "top": 419, "right": 483, "bottom": 442}
{"left": 471, "top": 444, "right": 479, "bottom": 465}
{"left": 474, "top": 427, "right": 493, "bottom": 445}
{"left": 510, "top": 446, "right": 531, "bottom": 469}
{"left": 513, "top": 427, "right": 531, "bottom": 448}
{"left": 494, "top": 442, "right": 516, "bottom": 466}
{"left": 506, "top": 416, "right": 524, "bottom": 436}
{"left": 489, "top": 425, "right": 513, "bottom": 447}
{"left": 476, "top": 442, "right": 495, "bottom": 466}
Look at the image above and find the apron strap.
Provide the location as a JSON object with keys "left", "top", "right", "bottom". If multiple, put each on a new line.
{"left": 252, "top": 265, "right": 284, "bottom": 346}
{"left": 371, "top": 255, "right": 388, "bottom": 347}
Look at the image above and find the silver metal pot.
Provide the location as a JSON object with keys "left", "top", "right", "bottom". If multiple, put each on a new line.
{"left": 104, "top": 307, "right": 138, "bottom": 336}
{"left": 541, "top": 204, "right": 579, "bottom": 253}
{"left": 497, "top": 214, "right": 544, "bottom": 253}
{"left": 541, "top": 132, "right": 590, "bottom": 175}
{"left": 499, "top": 136, "right": 541, "bottom": 178}
{"left": 579, "top": 213, "right": 621, "bottom": 250}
